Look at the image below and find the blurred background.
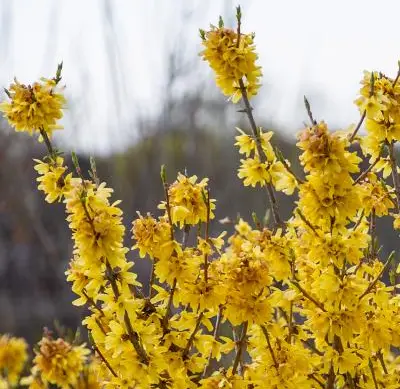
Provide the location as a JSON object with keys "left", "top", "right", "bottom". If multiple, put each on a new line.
{"left": 1, "top": 0, "right": 400, "bottom": 342}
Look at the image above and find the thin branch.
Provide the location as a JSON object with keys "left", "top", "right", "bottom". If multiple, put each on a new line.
{"left": 261, "top": 325, "right": 278, "bottom": 370}
{"left": 377, "top": 350, "right": 388, "bottom": 374}
{"left": 235, "top": 39, "right": 282, "bottom": 227}
{"left": 359, "top": 251, "right": 395, "bottom": 300}
{"left": 92, "top": 343, "right": 117, "bottom": 378}
{"left": 349, "top": 110, "right": 366, "bottom": 143}
{"left": 232, "top": 321, "right": 248, "bottom": 375}
{"left": 204, "top": 189, "right": 210, "bottom": 283}
{"left": 182, "top": 312, "right": 204, "bottom": 359}
{"left": 388, "top": 141, "right": 400, "bottom": 212}
{"left": 292, "top": 281, "right": 326, "bottom": 312}
{"left": 105, "top": 260, "right": 149, "bottom": 364}
{"left": 353, "top": 157, "right": 380, "bottom": 185}
{"left": 202, "top": 307, "right": 223, "bottom": 378}
{"left": 296, "top": 209, "right": 320, "bottom": 236}
{"left": 369, "top": 359, "right": 379, "bottom": 389}
{"left": 39, "top": 127, "right": 56, "bottom": 160}
{"left": 303, "top": 96, "right": 317, "bottom": 126}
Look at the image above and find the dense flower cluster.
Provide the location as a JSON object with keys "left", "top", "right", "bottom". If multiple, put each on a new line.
{"left": 0, "top": 334, "right": 28, "bottom": 385}
{"left": 0, "top": 74, "right": 65, "bottom": 138}
{"left": 3, "top": 6, "right": 400, "bottom": 389}
{"left": 200, "top": 11, "right": 261, "bottom": 103}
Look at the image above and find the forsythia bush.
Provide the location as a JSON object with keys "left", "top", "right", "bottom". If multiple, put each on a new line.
{"left": 2, "top": 7, "right": 400, "bottom": 389}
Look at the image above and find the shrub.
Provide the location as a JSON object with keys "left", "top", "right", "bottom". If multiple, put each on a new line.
{"left": 1, "top": 6, "right": 400, "bottom": 389}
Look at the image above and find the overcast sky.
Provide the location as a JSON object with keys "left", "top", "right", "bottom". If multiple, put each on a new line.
{"left": 1, "top": 0, "right": 400, "bottom": 154}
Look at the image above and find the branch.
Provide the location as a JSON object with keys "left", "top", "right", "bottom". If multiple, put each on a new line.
{"left": 232, "top": 321, "right": 248, "bottom": 375}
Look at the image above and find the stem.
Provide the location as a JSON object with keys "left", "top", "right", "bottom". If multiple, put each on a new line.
{"left": 287, "top": 301, "right": 293, "bottom": 344}
{"left": 349, "top": 111, "right": 366, "bottom": 143}
{"left": 353, "top": 157, "right": 380, "bottom": 185}
{"left": 202, "top": 307, "right": 223, "bottom": 378}
{"left": 261, "top": 325, "right": 278, "bottom": 370}
{"left": 369, "top": 209, "right": 377, "bottom": 260}
{"left": 369, "top": 359, "right": 379, "bottom": 389}
{"left": 163, "top": 181, "right": 175, "bottom": 240}
{"left": 204, "top": 190, "right": 210, "bottom": 283}
{"left": 148, "top": 260, "right": 155, "bottom": 299}
{"left": 105, "top": 260, "right": 149, "bottom": 364}
{"left": 39, "top": 127, "right": 56, "bottom": 160}
{"left": 303, "top": 95, "right": 317, "bottom": 126}
{"left": 292, "top": 281, "right": 326, "bottom": 312}
{"left": 359, "top": 252, "right": 395, "bottom": 300}
{"left": 388, "top": 141, "right": 400, "bottom": 212}
{"left": 182, "top": 312, "right": 204, "bottom": 359}
{"left": 92, "top": 343, "right": 117, "bottom": 378}
{"left": 237, "top": 76, "right": 282, "bottom": 227}
{"left": 232, "top": 321, "right": 248, "bottom": 375}
{"left": 377, "top": 350, "right": 388, "bottom": 374}
{"left": 326, "top": 364, "right": 335, "bottom": 389}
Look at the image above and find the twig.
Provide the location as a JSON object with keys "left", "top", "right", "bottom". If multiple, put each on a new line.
{"left": 303, "top": 96, "right": 317, "bottom": 126}
{"left": 261, "top": 325, "right": 278, "bottom": 369}
{"left": 359, "top": 251, "right": 395, "bottom": 300}
{"left": 353, "top": 157, "right": 380, "bottom": 185}
{"left": 235, "top": 20, "right": 282, "bottom": 227}
{"left": 232, "top": 321, "right": 248, "bottom": 375}
{"left": 308, "top": 373, "right": 324, "bottom": 388}
{"left": 368, "top": 209, "right": 377, "bottom": 260}
{"left": 296, "top": 209, "right": 320, "bottom": 236}
{"left": 377, "top": 350, "right": 388, "bottom": 374}
{"left": 39, "top": 127, "right": 56, "bottom": 160}
{"left": 368, "top": 359, "right": 379, "bottom": 389}
{"left": 291, "top": 281, "right": 326, "bottom": 312}
{"left": 105, "top": 260, "right": 149, "bottom": 364}
{"left": 388, "top": 141, "right": 400, "bottom": 212}
{"left": 349, "top": 111, "right": 366, "bottom": 143}
{"left": 326, "top": 364, "right": 335, "bottom": 389}
{"left": 202, "top": 307, "right": 223, "bottom": 378}
{"left": 92, "top": 343, "right": 117, "bottom": 378}
{"left": 203, "top": 189, "right": 210, "bottom": 283}
{"left": 182, "top": 312, "right": 204, "bottom": 359}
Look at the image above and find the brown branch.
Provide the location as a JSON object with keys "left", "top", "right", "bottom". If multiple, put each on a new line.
{"left": 303, "top": 96, "right": 317, "bottom": 126}
{"left": 39, "top": 126, "right": 56, "bottom": 160}
{"left": 236, "top": 76, "right": 282, "bottom": 226}
{"left": 182, "top": 312, "right": 204, "bottom": 359}
{"left": 326, "top": 364, "right": 335, "bottom": 389}
{"left": 232, "top": 321, "right": 248, "bottom": 375}
{"left": 92, "top": 343, "right": 117, "bottom": 378}
{"left": 261, "top": 325, "right": 278, "bottom": 370}
{"left": 388, "top": 141, "right": 400, "bottom": 212}
{"left": 353, "top": 157, "right": 380, "bottom": 185}
{"left": 105, "top": 260, "right": 149, "bottom": 364}
{"left": 349, "top": 110, "right": 366, "bottom": 143}
{"left": 369, "top": 359, "right": 379, "bottom": 389}
{"left": 202, "top": 307, "right": 223, "bottom": 378}
{"left": 359, "top": 252, "right": 395, "bottom": 300}
{"left": 204, "top": 189, "right": 210, "bottom": 283}
{"left": 292, "top": 281, "right": 326, "bottom": 312}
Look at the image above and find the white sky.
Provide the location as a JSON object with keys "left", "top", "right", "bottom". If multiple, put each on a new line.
{"left": 1, "top": 0, "right": 400, "bottom": 154}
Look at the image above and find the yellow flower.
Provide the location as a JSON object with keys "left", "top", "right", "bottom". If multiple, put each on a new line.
{"left": 237, "top": 157, "right": 270, "bottom": 187}
{"left": 158, "top": 173, "right": 215, "bottom": 227}
{"left": 0, "top": 77, "right": 65, "bottom": 137}
{"left": 200, "top": 24, "right": 262, "bottom": 102}
{"left": 0, "top": 335, "right": 28, "bottom": 385}
{"left": 131, "top": 213, "right": 171, "bottom": 258}
{"left": 34, "top": 157, "right": 72, "bottom": 203}
{"left": 33, "top": 336, "right": 89, "bottom": 389}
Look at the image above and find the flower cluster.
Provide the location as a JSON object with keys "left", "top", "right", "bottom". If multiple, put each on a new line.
{"left": 3, "top": 6, "right": 400, "bottom": 389}
{"left": 0, "top": 334, "right": 28, "bottom": 385}
{"left": 200, "top": 12, "right": 262, "bottom": 103}
{"left": 0, "top": 73, "right": 65, "bottom": 138}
